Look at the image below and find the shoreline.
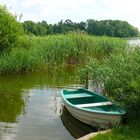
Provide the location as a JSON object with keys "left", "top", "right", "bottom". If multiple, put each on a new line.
{"left": 77, "top": 129, "right": 111, "bottom": 140}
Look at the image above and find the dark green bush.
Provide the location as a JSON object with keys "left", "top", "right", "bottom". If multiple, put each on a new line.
{"left": 0, "top": 5, "right": 23, "bottom": 53}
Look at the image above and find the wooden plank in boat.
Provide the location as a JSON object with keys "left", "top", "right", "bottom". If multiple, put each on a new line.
{"left": 75, "top": 102, "right": 113, "bottom": 108}
{"left": 65, "top": 93, "right": 93, "bottom": 99}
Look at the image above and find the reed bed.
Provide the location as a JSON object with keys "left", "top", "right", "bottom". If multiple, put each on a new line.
{"left": 80, "top": 47, "right": 140, "bottom": 119}
{"left": 0, "top": 33, "right": 127, "bottom": 74}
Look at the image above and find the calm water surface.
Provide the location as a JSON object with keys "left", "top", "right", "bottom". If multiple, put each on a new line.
{"left": 0, "top": 68, "right": 95, "bottom": 140}
{"left": 128, "top": 38, "right": 140, "bottom": 46}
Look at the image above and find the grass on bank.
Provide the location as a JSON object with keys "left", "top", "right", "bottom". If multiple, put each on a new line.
{"left": 0, "top": 33, "right": 127, "bottom": 74}
{"left": 90, "top": 119, "right": 140, "bottom": 140}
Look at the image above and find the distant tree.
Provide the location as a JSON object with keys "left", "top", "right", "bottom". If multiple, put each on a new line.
{"left": 23, "top": 21, "right": 38, "bottom": 35}
{"left": 36, "top": 22, "right": 48, "bottom": 36}
{"left": 76, "top": 21, "right": 86, "bottom": 31}
{"left": 22, "top": 19, "right": 140, "bottom": 37}
{"left": 51, "top": 24, "right": 61, "bottom": 34}
{"left": 86, "top": 19, "right": 100, "bottom": 35}
{"left": 63, "top": 19, "right": 74, "bottom": 32}
{"left": 86, "top": 19, "right": 139, "bottom": 37}
{"left": 56, "top": 20, "right": 65, "bottom": 33}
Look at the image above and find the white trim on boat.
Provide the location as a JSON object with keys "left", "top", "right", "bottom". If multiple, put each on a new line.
{"left": 75, "top": 101, "right": 113, "bottom": 108}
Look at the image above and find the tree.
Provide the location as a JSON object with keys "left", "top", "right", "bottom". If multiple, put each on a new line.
{"left": 86, "top": 19, "right": 99, "bottom": 35}
{"left": 0, "top": 5, "right": 23, "bottom": 53}
{"left": 23, "top": 20, "right": 37, "bottom": 35}
{"left": 86, "top": 19, "right": 140, "bottom": 37}
{"left": 22, "top": 18, "right": 140, "bottom": 37}
{"left": 76, "top": 21, "right": 86, "bottom": 31}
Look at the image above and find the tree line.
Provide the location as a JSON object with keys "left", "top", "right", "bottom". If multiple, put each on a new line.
{"left": 22, "top": 19, "right": 140, "bottom": 37}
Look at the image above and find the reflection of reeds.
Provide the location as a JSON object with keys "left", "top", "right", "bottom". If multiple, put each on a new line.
{"left": 0, "top": 68, "right": 79, "bottom": 122}
{"left": 0, "top": 91, "right": 24, "bottom": 123}
{"left": 61, "top": 107, "right": 98, "bottom": 139}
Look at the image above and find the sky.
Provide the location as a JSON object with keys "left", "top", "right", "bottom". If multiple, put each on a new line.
{"left": 0, "top": 0, "right": 140, "bottom": 31}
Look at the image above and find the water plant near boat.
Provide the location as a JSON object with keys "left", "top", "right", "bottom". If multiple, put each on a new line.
{"left": 80, "top": 47, "right": 140, "bottom": 119}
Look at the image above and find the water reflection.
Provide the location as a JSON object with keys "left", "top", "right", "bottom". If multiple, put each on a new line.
{"left": 0, "top": 67, "right": 86, "bottom": 140}
{"left": 0, "top": 91, "right": 24, "bottom": 123}
{"left": 0, "top": 67, "right": 79, "bottom": 92}
{"left": 128, "top": 38, "right": 140, "bottom": 46}
{"left": 61, "top": 107, "right": 98, "bottom": 139}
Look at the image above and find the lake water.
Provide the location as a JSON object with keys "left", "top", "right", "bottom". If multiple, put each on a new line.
{"left": 0, "top": 68, "right": 96, "bottom": 140}
{"left": 128, "top": 38, "right": 140, "bottom": 46}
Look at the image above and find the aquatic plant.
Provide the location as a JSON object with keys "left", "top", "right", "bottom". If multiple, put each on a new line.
{"left": 81, "top": 47, "right": 140, "bottom": 119}
{"left": 0, "top": 33, "right": 127, "bottom": 73}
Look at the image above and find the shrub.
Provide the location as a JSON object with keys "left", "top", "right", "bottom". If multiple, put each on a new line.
{"left": 82, "top": 48, "right": 140, "bottom": 119}
{"left": 0, "top": 5, "right": 23, "bottom": 53}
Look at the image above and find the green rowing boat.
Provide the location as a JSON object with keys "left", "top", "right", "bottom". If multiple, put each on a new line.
{"left": 61, "top": 88, "right": 126, "bottom": 129}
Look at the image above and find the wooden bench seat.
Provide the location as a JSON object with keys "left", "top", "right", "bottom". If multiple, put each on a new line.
{"left": 75, "top": 101, "right": 113, "bottom": 108}
{"left": 65, "top": 93, "right": 93, "bottom": 99}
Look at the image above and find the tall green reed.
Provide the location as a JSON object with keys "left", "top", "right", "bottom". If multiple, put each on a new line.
{"left": 81, "top": 47, "right": 140, "bottom": 119}
{"left": 0, "top": 33, "right": 127, "bottom": 74}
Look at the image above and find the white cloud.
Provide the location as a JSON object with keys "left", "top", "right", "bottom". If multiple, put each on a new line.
{"left": 0, "top": 0, "right": 140, "bottom": 30}
{"left": 0, "top": 0, "right": 18, "bottom": 6}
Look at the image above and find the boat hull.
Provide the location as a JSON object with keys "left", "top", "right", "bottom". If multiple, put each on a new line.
{"left": 62, "top": 99, "right": 122, "bottom": 129}
{"left": 61, "top": 89, "right": 126, "bottom": 129}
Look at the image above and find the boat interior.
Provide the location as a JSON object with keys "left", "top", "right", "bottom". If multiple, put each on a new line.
{"left": 63, "top": 89, "right": 122, "bottom": 112}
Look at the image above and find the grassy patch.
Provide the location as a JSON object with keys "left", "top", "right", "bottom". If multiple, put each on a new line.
{"left": 90, "top": 119, "right": 140, "bottom": 140}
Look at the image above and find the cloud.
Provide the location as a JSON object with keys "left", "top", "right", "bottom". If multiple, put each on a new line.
{"left": 101, "top": 0, "right": 140, "bottom": 30}
{"left": 19, "top": 0, "right": 107, "bottom": 23}
{"left": 0, "top": 0, "right": 18, "bottom": 6}
{"left": 0, "top": 0, "right": 140, "bottom": 30}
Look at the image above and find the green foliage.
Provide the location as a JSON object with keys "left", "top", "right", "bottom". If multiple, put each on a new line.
{"left": 23, "top": 20, "right": 48, "bottom": 36}
{"left": 30, "top": 33, "right": 126, "bottom": 65}
{"left": 0, "top": 33, "right": 126, "bottom": 73}
{"left": 22, "top": 19, "right": 139, "bottom": 37}
{"left": 82, "top": 48, "right": 140, "bottom": 118}
{"left": 0, "top": 5, "right": 23, "bottom": 53}
{"left": 0, "top": 47, "right": 38, "bottom": 73}
{"left": 90, "top": 119, "right": 140, "bottom": 140}
{"left": 87, "top": 20, "right": 140, "bottom": 37}
{"left": 17, "top": 35, "right": 33, "bottom": 49}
